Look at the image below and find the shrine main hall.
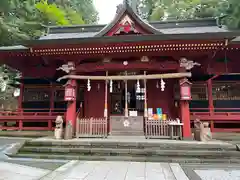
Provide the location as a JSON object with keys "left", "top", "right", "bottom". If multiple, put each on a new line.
{"left": 1, "top": 2, "right": 240, "bottom": 139}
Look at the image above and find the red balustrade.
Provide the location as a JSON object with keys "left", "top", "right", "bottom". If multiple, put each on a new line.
{"left": 190, "top": 108, "right": 240, "bottom": 120}
{"left": 0, "top": 108, "right": 66, "bottom": 131}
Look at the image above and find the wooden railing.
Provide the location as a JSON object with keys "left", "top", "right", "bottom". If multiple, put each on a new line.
{"left": 0, "top": 108, "right": 66, "bottom": 131}
{"left": 76, "top": 117, "right": 108, "bottom": 138}
{"left": 145, "top": 119, "right": 183, "bottom": 139}
{"left": 190, "top": 108, "right": 240, "bottom": 120}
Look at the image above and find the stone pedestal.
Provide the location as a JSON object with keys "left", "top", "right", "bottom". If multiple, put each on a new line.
{"left": 54, "top": 129, "right": 62, "bottom": 140}
{"left": 110, "top": 116, "right": 144, "bottom": 136}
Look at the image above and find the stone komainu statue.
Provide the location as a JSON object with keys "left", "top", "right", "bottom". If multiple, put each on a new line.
{"left": 194, "top": 119, "right": 212, "bottom": 141}
{"left": 54, "top": 116, "right": 63, "bottom": 139}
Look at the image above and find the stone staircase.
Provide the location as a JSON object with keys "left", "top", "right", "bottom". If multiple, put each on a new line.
{"left": 9, "top": 138, "right": 240, "bottom": 163}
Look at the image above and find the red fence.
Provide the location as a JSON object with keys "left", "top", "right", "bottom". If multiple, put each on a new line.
{"left": 145, "top": 119, "right": 183, "bottom": 139}
{"left": 190, "top": 108, "right": 240, "bottom": 120}
{"left": 76, "top": 118, "right": 108, "bottom": 138}
{"left": 0, "top": 108, "right": 66, "bottom": 131}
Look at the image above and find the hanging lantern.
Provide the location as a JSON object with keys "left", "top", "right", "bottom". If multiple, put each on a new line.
{"left": 160, "top": 79, "right": 165, "bottom": 91}
{"left": 180, "top": 78, "right": 192, "bottom": 100}
{"left": 64, "top": 81, "right": 76, "bottom": 101}
{"left": 87, "top": 79, "right": 91, "bottom": 91}
{"left": 110, "top": 80, "right": 113, "bottom": 93}
{"left": 136, "top": 80, "right": 140, "bottom": 93}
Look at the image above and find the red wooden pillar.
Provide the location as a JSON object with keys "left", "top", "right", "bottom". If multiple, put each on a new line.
{"left": 18, "top": 77, "right": 24, "bottom": 130}
{"left": 179, "top": 78, "right": 192, "bottom": 139}
{"left": 48, "top": 83, "right": 55, "bottom": 130}
{"left": 65, "top": 79, "right": 77, "bottom": 132}
{"left": 180, "top": 101, "right": 191, "bottom": 139}
{"left": 207, "top": 79, "right": 214, "bottom": 132}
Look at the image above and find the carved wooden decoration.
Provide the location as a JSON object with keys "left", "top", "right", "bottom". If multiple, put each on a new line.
{"left": 179, "top": 57, "right": 201, "bottom": 70}
{"left": 114, "top": 15, "right": 139, "bottom": 35}
{"left": 140, "top": 56, "right": 149, "bottom": 62}
{"left": 56, "top": 62, "right": 75, "bottom": 73}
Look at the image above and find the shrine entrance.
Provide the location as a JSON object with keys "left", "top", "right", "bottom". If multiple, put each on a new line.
{"left": 109, "top": 72, "right": 146, "bottom": 136}
{"left": 110, "top": 80, "right": 145, "bottom": 115}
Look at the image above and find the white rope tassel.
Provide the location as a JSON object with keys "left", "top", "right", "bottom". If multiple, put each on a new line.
{"left": 160, "top": 78, "right": 165, "bottom": 91}
{"left": 87, "top": 79, "right": 91, "bottom": 91}
{"left": 136, "top": 79, "right": 140, "bottom": 93}
{"left": 110, "top": 79, "right": 113, "bottom": 93}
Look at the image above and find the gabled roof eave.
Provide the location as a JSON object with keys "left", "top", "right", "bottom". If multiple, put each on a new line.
{"left": 94, "top": 3, "right": 162, "bottom": 37}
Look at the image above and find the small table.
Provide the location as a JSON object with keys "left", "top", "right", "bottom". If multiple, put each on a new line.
{"left": 168, "top": 122, "right": 183, "bottom": 140}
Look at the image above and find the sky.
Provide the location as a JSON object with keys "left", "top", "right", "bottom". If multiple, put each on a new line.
{"left": 93, "top": 0, "right": 123, "bottom": 24}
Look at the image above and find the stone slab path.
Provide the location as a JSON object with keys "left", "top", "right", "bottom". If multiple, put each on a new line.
{"left": 0, "top": 161, "right": 50, "bottom": 180}
{"left": 42, "top": 161, "right": 240, "bottom": 180}
{"left": 1, "top": 160, "right": 240, "bottom": 180}
{"left": 42, "top": 161, "right": 188, "bottom": 180}
{"left": 195, "top": 169, "right": 240, "bottom": 180}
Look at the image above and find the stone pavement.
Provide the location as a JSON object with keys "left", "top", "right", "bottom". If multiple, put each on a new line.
{"left": 0, "top": 137, "right": 66, "bottom": 170}
{"left": 1, "top": 160, "right": 240, "bottom": 180}
{"left": 40, "top": 161, "right": 240, "bottom": 180}
{"left": 0, "top": 161, "right": 50, "bottom": 180}
{"left": 0, "top": 137, "right": 29, "bottom": 147}
{"left": 195, "top": 170, "right": 240, "bottom": 180}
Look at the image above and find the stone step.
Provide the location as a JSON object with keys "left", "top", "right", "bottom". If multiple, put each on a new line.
{"left": 11, "top": 153, "right": 240, "bottom": 164}
{"left": 110, "top": 130, "right": 144, "bottom": 136}
{"left": 24, "top": 140, "right": 236, "bottom": 151}
{"left": 19, "top": 146, "right": 240, "bottom": 158}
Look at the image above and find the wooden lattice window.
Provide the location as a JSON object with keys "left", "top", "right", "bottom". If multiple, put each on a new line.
{"left": 54, "top": 89, "right": 65, "bottom": 101}
{"left": 212, "top": 82, "right": 240, "bottom": 100}
{"left": 23, "top": 87, "right": 50, "bottom": 102}
{"left": 191, "top": 83, "right": 207, "bottom": 100}
{"left": 174, "top": 83, "right": 207, "bottom": 100}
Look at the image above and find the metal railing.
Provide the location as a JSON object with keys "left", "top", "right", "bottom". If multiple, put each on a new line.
{"left": 145, "top": 119, "right": 183, "bottom": 139}
{"left": 76, "top": 117, "right": 108, "bottom": 138}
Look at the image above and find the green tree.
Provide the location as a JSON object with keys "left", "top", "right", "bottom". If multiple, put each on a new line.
{"left": 36, "top": 0, "right": 70, "bottom": 25}
{"left": 52, "top": 0, "right": 99, "bottom": 24}
{"left": 0, "top": 0, "right": 99, "bottom": 46}
{"left": 139, "top": 0, "right": 229, "bottom": 21}
{"left": 0, "top": 0, "right": 99, "bottom": 102}
{"left": 222, "top": 0, "right": 240, "bottom": 29}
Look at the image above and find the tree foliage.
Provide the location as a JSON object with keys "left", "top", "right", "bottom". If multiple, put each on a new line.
{"left": 222, "top": 0, "right": 240, "bottom": 29}
{"left": 0, "top": 0, "right": 98, "bottom": 100}
{"left": 139, "top": 0, "right": 228, "bottom": 20}
{"left": 139, "top": 0, "right": 240, "bottom": 29}
{"left": 0, "top": 0, "right": 98, "bottom": 46}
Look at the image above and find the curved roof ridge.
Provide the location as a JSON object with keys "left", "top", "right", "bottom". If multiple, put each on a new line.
{"left": 94, "top": 2, "right": 161, "bottom": 37}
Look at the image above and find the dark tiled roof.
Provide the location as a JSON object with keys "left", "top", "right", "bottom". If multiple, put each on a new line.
{"left": 39, "top": 18, "right": 228, "bottom": 40}
{"left": 0, "top": 45, "right": 28, "bottom": 51}
{"left": 39, "top": 32, "right": 97, "bottom": 40}
{"left": 31, "top": 32, "right": 240, "bottom": 46}
{"left": 230, "top": 36, "right": 240, "bottom": 43}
